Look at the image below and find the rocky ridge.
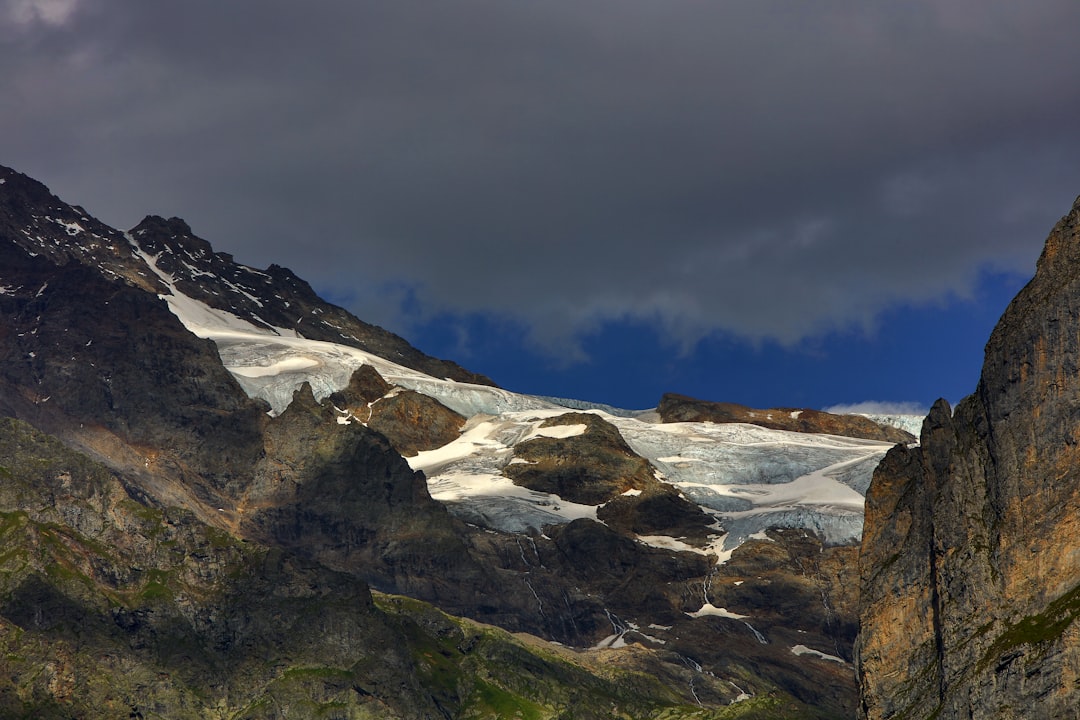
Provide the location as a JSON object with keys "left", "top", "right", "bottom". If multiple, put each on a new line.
{"left": 658, "top": 394, "right": 915, "bottom": 444}
{"left": 856, "top": 194, "right": 1080, "bottom": 718}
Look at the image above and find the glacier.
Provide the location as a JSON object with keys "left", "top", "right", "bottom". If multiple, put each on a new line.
{"left": 139, "top": 254, "right": 918, "bottom": 557}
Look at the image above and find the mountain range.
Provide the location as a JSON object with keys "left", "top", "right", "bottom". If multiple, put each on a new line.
{"left": 2, "top": 162, "right": 1078, "bottom": 719}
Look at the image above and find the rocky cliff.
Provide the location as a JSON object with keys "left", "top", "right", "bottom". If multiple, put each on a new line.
{"left": 856, "top": 195, "right": 1080, "bottom": 718}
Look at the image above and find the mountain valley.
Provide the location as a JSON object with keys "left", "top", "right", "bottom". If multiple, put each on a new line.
{"left": 6, "top": 163, "right": 1079, "bottom": 719}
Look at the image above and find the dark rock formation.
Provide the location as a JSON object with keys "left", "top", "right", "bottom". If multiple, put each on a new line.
{"left": 504, "top": 412, "right": 657, "bottom": 505}
{"left": 680, "top": 528, "right": 862, "bottom": 718}
{"left": 240, "top": 382, "right": 487, "bottom": 602}
{"left": 659, "top": 393, "right": 914, "bottom": 443}
{"left": 330, "top": 365, "right": 466, "bottom": 457}
{"left": 0, "top": 166, "right": 164, "bottom": 293}
{"left": 504, "top": 412, "right": 716, "bottom": 542}
{"left": 0, "top": 230, "right": 269, "bottom": 512}
{"left": 856, "top": 195, "right": 1080, "bottom": 719}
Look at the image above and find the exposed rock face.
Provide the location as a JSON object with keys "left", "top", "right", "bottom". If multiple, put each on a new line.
{"left": 687, "top": 528, "right": 862, "bottom": 716}
{"left": 240, "top": 382, "right": 490, "bottom": 604}
{"left": 0, "top": 166, "right": 164, "bottom": 293}
{"left": 505, "top": 412, "right": 659, "bottom": 505}
{"left": 659, "top": 393, "right": 914, "bottom": 444}
{"left": 856, "top": 195, "right": 1080, "bottom": 719}
{"left": 504, "top": 412, "right": 716, "bottom": 542}
{"left": 0, "top": 230, "right": 269, "bottom": 513}
{"left": 330, "top": 365, "right": 467, "bottom": 457}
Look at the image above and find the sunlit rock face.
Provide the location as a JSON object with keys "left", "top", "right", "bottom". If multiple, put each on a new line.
{"left": 657, "top": 394, "right": 915, "bottom": 444}
{"left": 856, "top": 195, "right": 1080, "bottom": 720}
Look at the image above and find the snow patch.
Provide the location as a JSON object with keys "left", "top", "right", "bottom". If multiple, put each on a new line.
{"left": 791, "top": 645, "right": 847, "bottom": 664}
{"left": 592, "top": 634, "right": 627, "bottom": 650}
{"left": 408, "top": 417, "right": 599, "bottom": 533}
{"left": 56, "top": 219, "right": 84, "bottom": 235}
{"left": 523, "top": 423, "right": 587, "bottom": 441}
{"left": 687, "top": 603, "right": 748, "bottom": 620}
{"left": 228, "top": 356, "right": 320, "bottom": 378}
{"left": 636, "top": 535, "right": 713, "bottom": 555}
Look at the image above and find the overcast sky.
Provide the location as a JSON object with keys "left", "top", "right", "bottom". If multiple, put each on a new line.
{"left": 5, "top": 0, "right": 1080, "bottom": 410}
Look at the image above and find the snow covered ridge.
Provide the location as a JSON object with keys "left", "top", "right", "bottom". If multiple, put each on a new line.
{"left": 140, "top": 254, "right": 910, "bottom": 555}
{"left": 858, "top": 413, "right": 924, "bottom": 438}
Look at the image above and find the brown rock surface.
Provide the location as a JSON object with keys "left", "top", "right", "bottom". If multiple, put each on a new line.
{"left": 658, "top": 393, "right": 914, "bottom": 443}
{"left": 856, "top": 195, "right": 1080, "bottom": 719}
{"left": 329, "top": 365, "right": 466, "bottom": 457}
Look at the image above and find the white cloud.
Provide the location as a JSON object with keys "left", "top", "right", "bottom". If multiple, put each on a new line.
{"left": 824, "top": 401, "right": 929, "bottom": 417}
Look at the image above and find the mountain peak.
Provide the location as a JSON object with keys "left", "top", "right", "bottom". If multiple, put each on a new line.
{"left": 130, "top": 214, "right": 217, "bottom": 262}
{"left": 133, "top": 214, "right": 194, "bottom": 237}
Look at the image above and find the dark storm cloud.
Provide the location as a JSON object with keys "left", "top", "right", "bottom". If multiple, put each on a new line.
{"left": 5, "top": 0, "right": 1080, "bottom": 354}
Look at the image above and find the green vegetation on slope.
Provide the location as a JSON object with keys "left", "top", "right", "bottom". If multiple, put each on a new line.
{"left": 0, "top": 417, "right": 839, "bottom": 718}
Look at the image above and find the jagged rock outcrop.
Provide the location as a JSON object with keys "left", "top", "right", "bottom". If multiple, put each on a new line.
{"left": 659, "top": 393, "right": 914, "bottom": 444}
{"left": 329, "top": 365, "right": 467, "bottom": 457}
{"left": 504, "top": 412, "right": 658, "bottom": 505}
{"left": 504, "top": 412, "right": 716, "bottom": 542}
{"left": 240, "top": 382, "right": 490, "bottom": 602}
{"left": 0, "top": 167, "right": 164, "bottom": 293}
{"left": 856, "top": 195, "right": 1080, "bottom": 719}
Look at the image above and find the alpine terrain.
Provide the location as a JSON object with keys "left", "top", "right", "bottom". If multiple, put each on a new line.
{"left": 856, "top": 194, "right": 1080, "bottom": 718}
{"left": 0, "top": 163, "right": 922, "bottom": 718}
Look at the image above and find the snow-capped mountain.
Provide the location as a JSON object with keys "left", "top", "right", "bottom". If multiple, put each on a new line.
{"left": 129, "top": 225, "right": 906, "bottom": 555}
{"left": 0, "top": 162, "right": 923, "bottom": 717}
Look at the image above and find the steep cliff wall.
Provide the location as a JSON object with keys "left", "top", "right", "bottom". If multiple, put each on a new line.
{"left": 856, "top": 196, "right": 1080, "bottom": 719}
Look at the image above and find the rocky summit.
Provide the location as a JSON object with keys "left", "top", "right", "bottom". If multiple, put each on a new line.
{"left": 856, "top": 195, "right": 1080, "bottom": 718}
{"left": 0, "top": 162, "right": 935, "bottom": 718}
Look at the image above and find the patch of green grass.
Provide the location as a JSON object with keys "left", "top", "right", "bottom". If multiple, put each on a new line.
{"left": 139, "top": 568, "right": 175, "bottom": 603}
{"left": 204, "top": 526, "right": 236, "bottom": 549}
{"left": 977, "top": 582, "right": 1080, "bottom": 673}
{"left": 279, "top": 666, "right": 353, "bottom": 682}
{"left": 464, "top": 678, "right": 546, "bottom": 720}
